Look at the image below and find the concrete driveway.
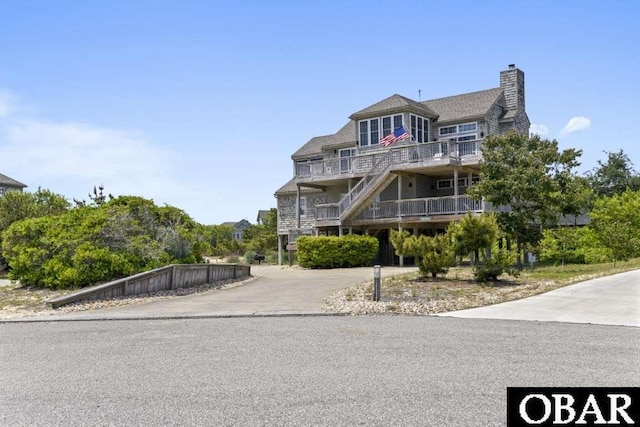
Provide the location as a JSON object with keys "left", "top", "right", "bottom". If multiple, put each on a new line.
{"left": 30, "top": 265, "right": 417, "bottom": 321}
{"left": 439, "top": 269, "right": 640, "bottom": 327}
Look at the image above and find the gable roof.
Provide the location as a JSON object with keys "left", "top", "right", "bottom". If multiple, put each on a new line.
{"left": 350, "top": 94, "right": 438, "bottom": 120}
{"left": 422, "top": 88, "right": 503, "bottom": 123}
{"left": 0, "top": 173, "right": 27, "bottom": 188}
{"left": 290, "top": 88, "right": 505, "bottom": 160}
{"left": 292, "top": 120, "right": 356, "bottom": 159}
{"left": 256, "top": 210, "right": 271, "bottom": 223}
{"left": 221, "top": 219, "right": 252, "bottom": 230}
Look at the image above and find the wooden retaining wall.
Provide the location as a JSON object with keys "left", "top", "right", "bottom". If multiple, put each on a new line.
{"left": 47, "top": 263, "right": 251, "bottom": 309}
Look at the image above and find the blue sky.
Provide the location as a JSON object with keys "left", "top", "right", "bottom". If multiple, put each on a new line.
{"left": 1, "top": 0, "right": 638, "bottom": 224}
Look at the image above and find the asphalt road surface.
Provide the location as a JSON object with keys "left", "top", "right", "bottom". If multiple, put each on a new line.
{"left": 1, "top": 316, "right": 638, "bottom": 426}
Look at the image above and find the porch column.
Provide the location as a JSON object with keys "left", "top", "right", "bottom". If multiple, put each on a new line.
{"left": 338, "top": 225, "right": 343, "bottom": 237}
{"left": 398, "top": 225, "right": 404, "bottom": 267}
{"left": 296, "top": 184, "right": 301, "bottom": 229}
{"left": 453, "top": 168, "right": 459, "bottom": 214}
{"left": 348, "top": 227, "right": 353, "bottom": 235}
{"left": 397, "top": 175, "right": 402, "bottom": 218}
{"left": 277, "top": 235, "right": 283, "bottom": 266}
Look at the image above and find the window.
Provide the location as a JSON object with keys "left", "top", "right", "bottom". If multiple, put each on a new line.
{"left": 448, "top": 176, "right": 480, "bottom": 187}
{"left": 458, "top": 123, "right": 477, "bottom": 132}
{"left": 439, "top": 126, "right": 457, "bottom": 136}
{"left": 299, "top": 197, "right": 307, "bottom": 217}
{"left": 457, "top": 134, "right": 477, "bottom": 142}
{"left": 359, "top": 115, "right": 403, "bottom": 146}
{"left": 439, "top": 122, "right": 478, "bottom": 137}
{"left": 339, "top": 148, "right": 356, "bottom": 173}
{"left": 359, "top": 121, "right": 369, "bottom": 146}
{"left": 409, "top": 114, "right": 430, "bottom": 143}
{"left": 437, "top": 179, "right": 452, "bottom": 189}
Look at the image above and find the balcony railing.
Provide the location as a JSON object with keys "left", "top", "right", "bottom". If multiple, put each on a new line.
{"left": 295, "top": 140, "right": 482, "bottom": 178}
{"left": 317, "top": 195, "right": 483, "bottom": 221}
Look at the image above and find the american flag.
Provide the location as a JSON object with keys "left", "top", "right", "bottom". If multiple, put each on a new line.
{"left": 380, "top": 126, "right": 410, "bottom": 147}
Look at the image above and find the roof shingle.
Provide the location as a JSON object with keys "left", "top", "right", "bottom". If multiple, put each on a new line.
{"left": 0, "top": 173, "right": 27, "bottom": 188}
{"left": 422, "top": 88, "right": 503, "bottom": 123}
{"left": 350, "top": 94, "right": 438, "bottom": 120}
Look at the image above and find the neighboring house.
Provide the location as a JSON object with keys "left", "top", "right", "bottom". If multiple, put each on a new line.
{"left": 256, "top": 210, "right": 271, "bottom": 225}
{"left": 275, "top": 65, "right": 530, "bottom": 265}
{"left": 222, "top": 219, "right": 252, "bottom": 241}
{"left": 0, "top": 173, "right": 27, "bottom": 195}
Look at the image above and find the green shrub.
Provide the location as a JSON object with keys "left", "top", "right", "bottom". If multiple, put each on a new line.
{"left": 536, "top": 226, "right": 612, "bottom": 265}
{"left": 225, "top": 254, "right": 240, "bottom": 263}
{"left": 296, "top": 235, "right": 378, "bottom": 269}
{"left": 474, "top": 249, "right": 518, "bottom": 282}
{"left": 244, "top": 250, "right": 257, "bottom": 264}
{"left": 417, "top": 235, "right": 457, "bottom": 279}
{"left": 2, "top": 196, "right": 206, "bottom": 289}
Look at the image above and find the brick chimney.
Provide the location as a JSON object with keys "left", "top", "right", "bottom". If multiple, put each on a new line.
{"left": 500, "top": 64, "right": 525, "bottom": 112}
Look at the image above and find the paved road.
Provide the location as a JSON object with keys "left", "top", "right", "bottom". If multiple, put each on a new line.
{"left": 1, "top": 316, "right": 637, "bottom": 426}
{"left": 439, "top": 269, "right": 640, "bottom": 327}
{"left": 27, "top": 265, "right": 417, "bottom": 321}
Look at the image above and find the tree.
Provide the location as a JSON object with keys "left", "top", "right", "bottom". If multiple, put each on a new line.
{"left": 589, "top": 190, "right": 640, "bottom": 266}
{"left": 587, "top": 150, "right": 640, "bottom": 197}
{"left": 242, "top": 208, "right": 278, "bottom": 253}
{"left": 0, "top": 188, "right": 70, "bottom": 269}
{"left": 447, "top": 213, "right": 499, "bottom": 265}
{"left": 468, "top": 133, "right": 583, "bottom": 269}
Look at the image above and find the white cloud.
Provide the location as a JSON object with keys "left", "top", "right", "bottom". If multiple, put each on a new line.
{"left": 560, "top": 116, "right": 591, "bottom": 135}
{"left": 0, "top": 119, "right": 206, "bottom": 215}
{"left": 530, "top": 123, "right": 549, "bottom": 136}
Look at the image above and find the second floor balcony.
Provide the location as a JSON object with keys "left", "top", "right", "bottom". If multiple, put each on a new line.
{"left": 316, "top": 195, "right": 485, "bottom": 223}
{"left": 295, "top": 140, "right": 482, "bottom": 179}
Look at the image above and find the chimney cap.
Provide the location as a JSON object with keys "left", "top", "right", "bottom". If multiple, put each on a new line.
{"left": 508, "top": 64, "right": 516, "bottom": 69}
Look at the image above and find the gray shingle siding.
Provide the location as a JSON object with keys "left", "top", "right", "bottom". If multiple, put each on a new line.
{"left": 277, "top": 193, "right": 327, "bottom": 233}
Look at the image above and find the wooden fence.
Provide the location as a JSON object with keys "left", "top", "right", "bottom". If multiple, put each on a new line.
{"left": 47, "top": 263, "right": 251, "bottom": 309}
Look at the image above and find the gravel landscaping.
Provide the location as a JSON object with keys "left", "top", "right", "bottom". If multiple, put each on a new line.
{"left": 322, "top": 268, "right": 624, "bottom": 315}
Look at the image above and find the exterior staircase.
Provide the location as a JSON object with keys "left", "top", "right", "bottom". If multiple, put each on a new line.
{"left": 337, "top": 149, "right": 397, "bottom": 221}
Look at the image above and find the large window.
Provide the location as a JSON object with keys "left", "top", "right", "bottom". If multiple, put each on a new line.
{"left": 410, "top": 114, "right": 430, "bottom": 143}
{"left": 359, "top": 114, "right": 403, "bottom": 146}
{"left": 439, "top": 122, "right": 478, "bottom": 137}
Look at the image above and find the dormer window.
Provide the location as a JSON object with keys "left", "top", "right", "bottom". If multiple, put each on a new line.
{"left": 359, "top": 114, "right": 403, "bottom": 147}
{"left": 410, "top": 114, "right": 430, "bottom": 143}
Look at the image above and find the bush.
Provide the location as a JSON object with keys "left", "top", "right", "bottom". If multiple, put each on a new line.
{"left": 417, "top": 235, "right": 456, "bottom": 279}
{"left": 536, "top": 226, "right": 612, "bottom": 265}
{"left": 473, "top": 249, "right": 518, "bottom": 282}
{"left": 296, "top": 235, "right": 378, "bottom": 269}
{"left": 2, "top": 196, "right": 206, "bottom": 289}
{"left": 243, "top": 250, "right": 257, "bottom": 264}
{"left": 225, "top": 254, "right": 240, "bottom": 263}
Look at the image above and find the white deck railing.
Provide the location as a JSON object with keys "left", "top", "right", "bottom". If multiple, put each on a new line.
{"left": 295, "top": 140, "right": 482, "bottom": 178}
{"left": 317, "top": 195, "right": 483, "bottom": 221}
